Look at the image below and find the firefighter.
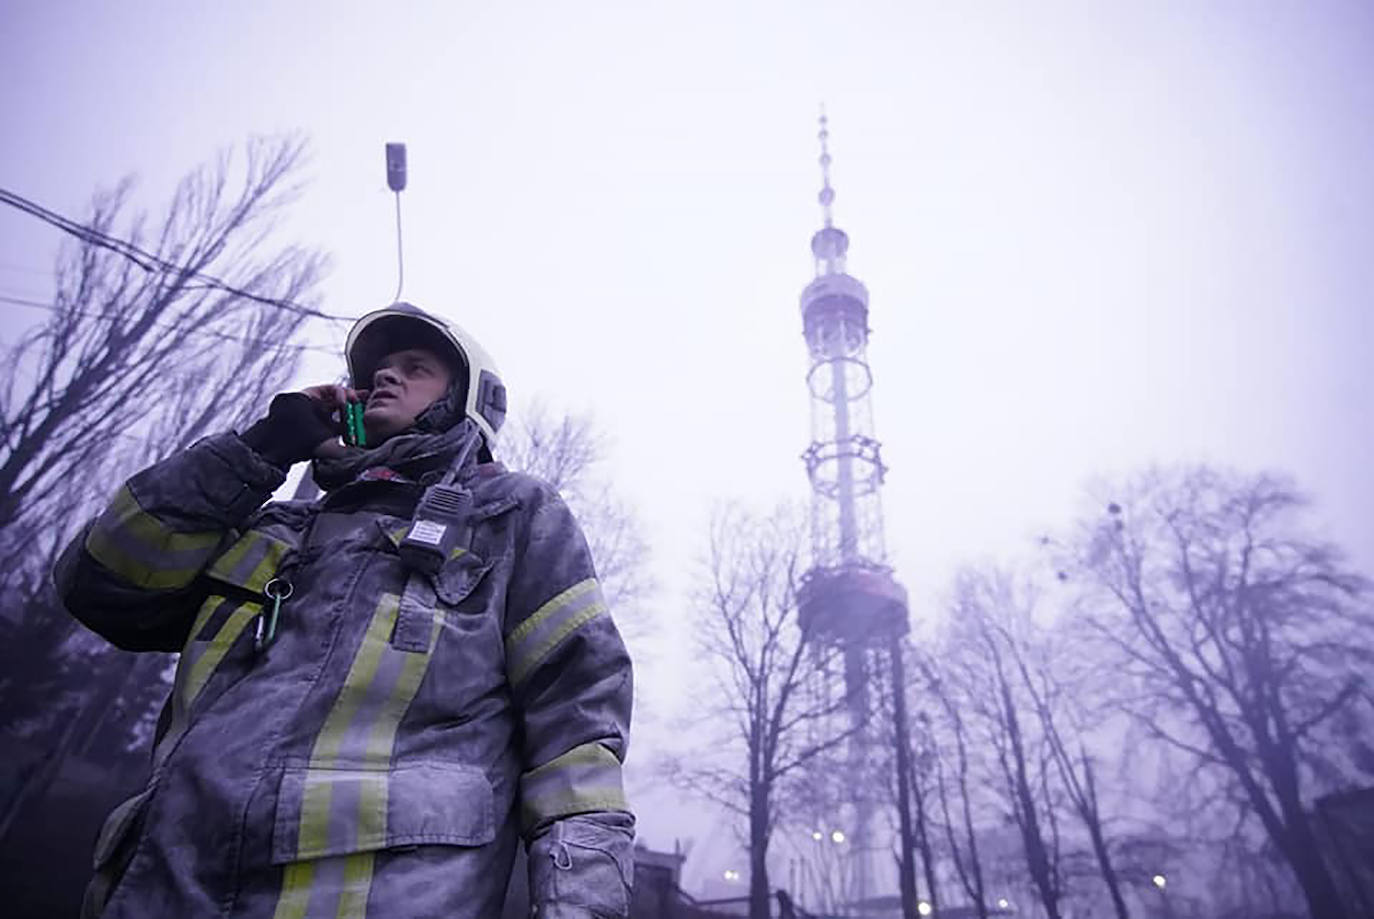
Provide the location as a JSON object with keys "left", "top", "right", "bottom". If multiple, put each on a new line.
{"left": 54, "top": 302, "right": 634, "bottom": 918}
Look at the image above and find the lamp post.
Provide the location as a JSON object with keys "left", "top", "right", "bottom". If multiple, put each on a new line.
{"left": 801, "top": 827, "right": 845, "bottom": 913}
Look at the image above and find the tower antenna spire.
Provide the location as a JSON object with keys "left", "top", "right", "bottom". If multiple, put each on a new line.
{"left": 817, "top": 105, "right": 836, "bottom": 228}
{"left": 809, "top": 107, "right": 850, "bottom": 276}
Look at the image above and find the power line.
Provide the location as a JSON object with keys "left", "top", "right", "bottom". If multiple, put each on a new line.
{"left": 392, "top": 190, "right": 404, "bottom": 303}
{"left": 0, "top": 262, "right": 52, "bottom": 277}
{"left": 0, "top": 293, "right": 340, "bottom": 356}
{"left": 0, "top": 186, "right": 353, "bottom": 325}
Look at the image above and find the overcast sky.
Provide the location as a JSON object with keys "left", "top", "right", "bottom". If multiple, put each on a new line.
{"left": 3, "top": 0, "right": 1372, "bottom": 892}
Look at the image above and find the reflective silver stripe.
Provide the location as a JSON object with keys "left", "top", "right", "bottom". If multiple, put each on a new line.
{"left": 153, "top": 596, "right": 261, "bottom": 768}
{"left": 274, "top": 861, "right": 313, "bottom": 919}
{"left": 520, "top": 741, "right": 628, "bottom": 832}
{"left": 273, "top": 852, "right": 376, "bottom": 919}
{"left": 506, "top": 578, "right": 607, "bottom": 686}
{"left": 273, "top": 575, "right": 443, "bottom": 914}
{"left": 206, "top": 529, "right": 291, "bottom": 593}
{"left": 85, "top": 486, "right": 220, "bottom": 590}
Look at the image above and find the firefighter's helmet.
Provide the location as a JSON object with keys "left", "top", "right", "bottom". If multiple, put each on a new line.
{"left": 345, "top": 302, "right": 507, "bottom": 449}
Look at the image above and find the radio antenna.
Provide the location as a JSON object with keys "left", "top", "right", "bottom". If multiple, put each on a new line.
{"left": 385, "top": 142, "right": 407, "bottom": 302}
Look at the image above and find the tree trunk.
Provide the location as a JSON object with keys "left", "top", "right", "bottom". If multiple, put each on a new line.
{"left": 956, "top": 744, "right": 988, "bottom": 919}
{"left": 1085, "top": 813, "right": 1129, "bottom": 919}
{"left": 1000, "top": 681, "right": 1061, "bottom": 919}
{"left": 911, "top": 774, "right": 939, "bottom": 917}
{"left": 1263, "top": 732, "right": 1349, "bottom": 918}
{"left": 889, "top": 641, "right": 918, "bottom": 919}
{"left": 1282, "top": 814, "right": 1350, "bottom": 919}
{"left": 1079, "top": 757, "right": 1129, "bottom": 919}
{"left": 749, "top": 800, "right": 771, "bottom": 919}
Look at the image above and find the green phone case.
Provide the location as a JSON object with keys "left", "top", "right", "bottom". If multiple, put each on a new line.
{"left": 344, "top": 402, "right": 367, "bottom": 447}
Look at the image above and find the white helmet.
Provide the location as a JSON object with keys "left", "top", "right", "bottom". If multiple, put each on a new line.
{"left": 345, "top": 302, "right": 507, "bottom": 449}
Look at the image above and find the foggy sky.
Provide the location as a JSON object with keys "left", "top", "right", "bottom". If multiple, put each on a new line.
{"left": 3, "top": 0, "right": 1372, "bottom": 891}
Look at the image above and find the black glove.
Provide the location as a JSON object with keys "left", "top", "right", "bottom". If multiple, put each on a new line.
{"left": 239, "top": 393, "right": 341, "bottom": 469}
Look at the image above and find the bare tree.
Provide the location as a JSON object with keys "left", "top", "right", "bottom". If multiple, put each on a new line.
{"left": 498, "top": 401, "right": 653, "bottom": 631}
{"left": 966, "top": 578, "right": 1136, "bottom": 919}
{"left": 1065, "top": 467, "right": 1374, "bottom": 919}
{"left": 906, "top": 710, "right": 944, "bottom": 917}
{"left": 0, "top": 136, "right": 327, "bottom": 850}
{"left": 872, "top": 657, "right": 943, "bottom": 917}
{"left": 0, "top": 134, "right": 328, "bottom": 607}
{"left": 780, "top": 751, "right": 863, "bottom": 914}
{"left": 919, "top": 647, "right": 991, "bottom": 919}
{"left": 668, "top": 503, "right": 856, "bottom": 919}
{"left": 933, "top": 570, "right": 1065, "bottom": 919}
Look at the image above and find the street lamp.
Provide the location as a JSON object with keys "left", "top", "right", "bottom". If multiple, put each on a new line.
{"left": 830, "top": 829, "right": 846, "bottom": 844}
{"left": 997, "top": 897, "right": 1010, "bottom": 909}
{"left": 1151, "top": 873, "right": 1177, "bottom": 919}
{"left": 811, "top": 830, "right": 823, "bottom": 841}
{"left": 917, "top": 902, "right": 932, "bottom": 917}
{"left": 723, "top": 869, "right": 741, "bottom": 882}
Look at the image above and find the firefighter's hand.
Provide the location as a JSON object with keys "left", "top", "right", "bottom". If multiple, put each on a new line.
{"left": 298, "top": 384, "right": 369, "bottom": 458}
{"left": 239, "top": 390, "right": 350, "bottom": 469}
{"left": 299, "top": 384, "right": 369, "bottom": 414}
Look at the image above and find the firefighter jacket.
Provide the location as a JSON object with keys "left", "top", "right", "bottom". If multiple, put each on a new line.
{"left": 53, "top": 423, "right": 635, "bottom": 918}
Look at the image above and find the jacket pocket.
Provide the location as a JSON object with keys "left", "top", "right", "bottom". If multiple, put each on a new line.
{"left": 83, "top": 788, "right": 154, "bottom": 918}
{"left": 92, "top": 788, "right": 152, "bottom": 871}
{"left": 434, "top": 552, "right": 495, "bottom": 607}
{"left": 532, "top": 814, "right": 635, "bottom": 917}
{"left": 270, "top": 761, "right": 495, "bottom": 864}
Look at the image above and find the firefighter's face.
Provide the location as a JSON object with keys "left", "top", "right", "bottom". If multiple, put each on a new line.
{"left": 363, "top": 347, "right": 454, "bottom": 439}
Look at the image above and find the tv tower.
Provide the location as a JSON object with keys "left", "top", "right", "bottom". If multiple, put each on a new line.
{"left": 795, "top": 112, "right": 918, "bottom": 914}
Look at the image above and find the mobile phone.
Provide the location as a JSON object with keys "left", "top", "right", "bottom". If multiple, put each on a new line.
{"left": 343, "top": 401, "right": 367, "bottom": 448}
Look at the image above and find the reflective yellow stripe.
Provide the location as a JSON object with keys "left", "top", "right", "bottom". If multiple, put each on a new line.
{"left": 272, "top": 860, "right": 314, "bottom": 919}
{"left": 277, "top": 583, "right": 445, "bottom": 910}
{"left": 85, "top": 536, "right": 200, "bottom": 590}
{"left": 184, "top": 595, "right": 224, "bottom": 649}
{"left": 153, "top": 597, "right": 261, "bottom": 769}
{"left": 294, "top": 592, "right": 399, "bottom": 866}
{"left": 520, "top": 741, "right": 628, "bottom": 832}
{"left": 352, "top": 610, "right": 444, "bottom": 852}
{"left": 362, "top": 625, "right": 438, "bottom": 762}
{"left": 95, "top": 486, "right": 221, "bottom": 553}
{"left": 310, "top": 595, "right": 399, "bottom": 767}
{"left": 85, "top": 486, "right": 220, "bottom": 590}
{"left": 336, "top": 852, "right": 375, "bottom": 919}
{"left": 85, "top": 529, "right": 207, "bottom": 592}
{"left": 295, "top": 774, "right": 335, "bottom": 863}
{"left": 506, "top": 578, "right": 607, "bottom": 686}
{"left": 207, "top": 532, "right": 255, "bottom": 581}
{"left": 207, "top": 530, "right": 291, "bottom": 593}
{"left": 181, "top": 602, "right": 261, "bottom": 709}
{"left": 506, "top": 579, "right": 598, "bottom": 647}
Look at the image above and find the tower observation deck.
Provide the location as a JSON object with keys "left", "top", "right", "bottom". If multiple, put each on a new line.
{"left": 796, "top": 113, "right": 913, "bottom": 914}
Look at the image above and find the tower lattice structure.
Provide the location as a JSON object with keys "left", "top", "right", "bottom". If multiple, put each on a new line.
{"left": 796, "top": 113, "right": 912, "bottom": 913}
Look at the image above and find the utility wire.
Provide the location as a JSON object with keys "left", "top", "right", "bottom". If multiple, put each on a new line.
{"left": 0, "top": 293, "right": 339, "bottom": 356}
{"left": 0, "top": 186, "right": 353, "bottom": 324}
{"left": 392, "top": 190, "right": 404, "bottom": 303}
